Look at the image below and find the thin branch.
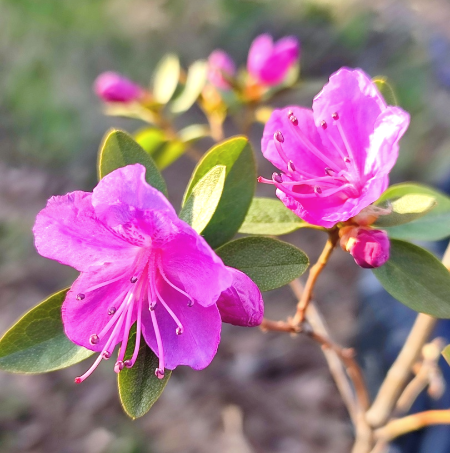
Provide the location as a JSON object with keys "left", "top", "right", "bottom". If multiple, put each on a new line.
{"left": 375, "top": 410, "right": 450, "bottom": 442}
{"left": 366, "top": 241, "right": 450, "bottom": 428}
{"left": 291, "top": 229, "right": 339, "bottom": 325}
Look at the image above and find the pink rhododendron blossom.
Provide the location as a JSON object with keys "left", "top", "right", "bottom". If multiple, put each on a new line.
{"left": 94, "top": 71, "right": 143, "bottom": 103}
{"left": 259, "top": 68, "right": 410, "bottom": 227}
{"left": 33, "top": 164, "right": 263, "bottom": 382}
{"left": 247, "top": 34, "right": 299, "bottom": 86}
{"left": 342, "top": 228, "right": 390, "bottom": 269}
{"left": 207, "top": 50, "right": 236, "bottom": 90}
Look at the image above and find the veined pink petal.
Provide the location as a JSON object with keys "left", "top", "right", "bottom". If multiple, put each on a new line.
{"left": 158, "top": 226, "right": 232, "bottom": 308}
{"left": 33, "top": 191, "right": 138, "bottom": 272}
{"left": 217, "top": 268, "right": 264, "bottom": 327}
{"left": 141, "top": 283, "right": 222, "bottom": 370}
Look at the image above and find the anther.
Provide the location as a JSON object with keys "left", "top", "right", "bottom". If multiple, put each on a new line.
{"left": 108, "top": 306, "right": 117, "bottom": 315}
{"left": 288, "top": 111, "right": 298, "bottom": 126}
{"left": 176, "top": 327, "right": 183, "bottom": 335}
{"left": 76, "top": 293, "right": 85, "bottom": 301}
{"left": 288, "top": 160, "right": 296, "bottom": 172}
{"left": 332, "top": 112, "right": 339, "bottom": 120}
{"left": 272, "top": 172, "right": 283, "bottom": 183}
{"left": 130, "top": 276, "right": 138, "bottom": 283}
{"left": 155, "top": 368, "right": 165, "bottom": 379}
{"left": 314, "top": 186, "right": 322, "bottom": 195}
{"left": 344, "top": 157, "right": 351, "bottom": 163}
{"left": 324, "top": 167, "right": 335, "bottom": 176}
{"left": 187, "top": 300, "right": 194, "bottom": 307}
{"left": 102, "top": 351, "right": 111, "bottom": 360}
{"left": 74, "top": 377, "right": 82, "bottom": 384}
{"left": 274, "top": 131, "right": 284, "bottom": 143}
{"left": 114, "top": 361, "right": 124, "bottom": 373}
{"left": 320, "top": 120, "right": 327, "bottom": 129}
{"left": 124, "top": 360, "right": 133, "bottom": 368}
{"left": 149, "top": 302, "right": 156, "bottom": 311}
{"left": 89, "top": 334, "right": 99, "bottom": 345}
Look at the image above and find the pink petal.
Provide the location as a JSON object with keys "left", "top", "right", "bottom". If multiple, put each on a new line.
{"left": 207, "top": 49, "right": 236, "bottom": 90}
{"left": 313, "top": 68, "right": 387, "bottom": 176}
{"left": 159, "top": 225, "right": 232, "bottom": 307}
{"left": 141, "top": 283, "right": 222, "bottom": 370}
{"left": 247, "top": 34, "right": 274, "bottom": 77}
{"left": 62, "top": 261, "right": 139, "bottom": 351}
{"left": 33, "top": 191, "right": 138, "bottom": 272}
{"left": 365, "top": 106, "right": 410, "bottom": 177}
{"left": 92, "top": 164, "right": 176, "bottom": 227}
{"left": 217, "top": 268, "right": 264, "bottom": 327}
{"left": 94, "top": 72, "right": 143, "bottom": 103}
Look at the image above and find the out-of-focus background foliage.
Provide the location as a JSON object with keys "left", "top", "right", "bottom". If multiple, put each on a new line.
{"left": 1, "top": 1, "right": 450, "bottom": 452}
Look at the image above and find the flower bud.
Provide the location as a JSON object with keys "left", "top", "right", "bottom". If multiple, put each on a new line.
{"left": 207, "top": 50, "right": 236, "bottom": 90}
{"left": 344, "top": 228, "right": 390, "bottom": 269}
{"left": 94, "top": 71, "right": 143, "bottom": 103}
{"left": 247, "top": 34, "right": 299, "bottom": 86}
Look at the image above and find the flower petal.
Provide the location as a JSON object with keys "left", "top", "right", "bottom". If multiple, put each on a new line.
{"left": 33, "top": 191, "right": 138, "bottom": 272}
{"left": 92, "top": 164, "right": 176, "bottom": 228}
{"left": 141, "top": 283, "right": 222, "bottom": 370}
{"left": 216, "top": 267, "right": 264, "bottom": 327}
{"left": 261, "top": 106, "right": 342, "bottom": 174}
{"left": 247, "top": 34, "right": 273, "bottom": 77}
{"left": 62, "top": 260, "right": 139, "bottom": 351}
{"left": 365, "top": 106, "right": 410, "bottom": 177}
{"left": 158, "top": 222, "right": 232, "bottom": 307}
{"left": 313, "top": 67, "right": 387, "bottom": 176}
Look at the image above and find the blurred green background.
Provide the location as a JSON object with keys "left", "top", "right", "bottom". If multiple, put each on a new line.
{"left": 1, "top": 1, "right": 449, "bottom": 452}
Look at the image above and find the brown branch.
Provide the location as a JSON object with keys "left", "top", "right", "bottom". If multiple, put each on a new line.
{"left": 291, "top": 229, "right": 339, "bottom": 325}
{"left": 375, "top": 410, "right": 450, "bottom": 442}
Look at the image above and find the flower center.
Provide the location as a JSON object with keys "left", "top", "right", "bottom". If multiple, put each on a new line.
{"left": 258, "top": 110, "right": 363, "bottom": 200}
{"left": 74, "top": 250, "right": 193, "bottom": 383}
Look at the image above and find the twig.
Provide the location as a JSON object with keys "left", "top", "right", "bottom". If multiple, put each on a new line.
{"left": 375, "top": 410, "right": 450, "bottom": 442}
{"left": 366, "top": 241, "right": 450, "bottom": 428}
{"left": 291, "top": 229, "right": 339, "bottom": 325}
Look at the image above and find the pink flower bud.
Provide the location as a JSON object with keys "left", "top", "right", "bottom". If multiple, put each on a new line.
{"left": 247, "top": 34, "right": 299, "bottom": 86}
{"left": 207, "top": 50, "right": 236, "bottom": 90}
{"left": 347, "top": 228, "right": 390, "bottom": 269}
{"left": 94, "top": 71, "right": 143, "bottom": 103}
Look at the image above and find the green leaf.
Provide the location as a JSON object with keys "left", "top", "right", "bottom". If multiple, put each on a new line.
{"left": 442, "top": 344, "right": 450, "bottom": 367}
{"left": 373, "top": 240, "right": 450, "bottom": 318}
{"left": 179, "top": 165, "right": 226, "bottom": 234}
{"left": 239, "top": 197, "right": 307, "bottom": 235}
{"left": 118, "top": 325, "right": 171, "bottom": 419}
{"left": 376, "top": 184, "right": 450, "bottom": 241}
{"left": 216, "top": 237, "right": 309, "bottom": 291}
{"left": 373, "top": 76, "right": 398, "bottom": 106}
{"left": 183, "top": 136, "right": 256, "bottom": 248}
{"left": 153, "top": 53, "right": 180, "bottom": 105}
{"left": 98, "top": 129, "right": 167, "bottom": 197}
{"left": 170, "top": 60, "right": 208, "bottom": 114}
{"left": 0, "top": 289, "right": 93, "bottom": 373}
{"left": 134, "top": 127, "right": 166, "bottom": 155}
{"left": 374, "top": 193, "right": 437, "bottom": 228}
{"left": 152, "top": 140, "right": 186, "bottom": 171}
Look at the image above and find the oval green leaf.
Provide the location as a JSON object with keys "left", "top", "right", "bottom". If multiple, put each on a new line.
{"left": 216, "top": 237, "right": 309, "bottom": 292}
{"left": 373, "top": 240, "right": 450, "bottom": 318}
{"left": 182, "top": 136, "right": 256, "bottom": 248}
{"left": 98, "top": 129, "right": 167, "bottom": 196}
{"left": 376, "top": 184, "right": 450, "bottom": 241}
{"left": 179, "top": 165, "right": 226, "bottom": 234}
{"left": 118, "top": 325, "right": 171, "bottom": 419}
{"left": 0, "top": 289, "right": 93, "bottom": 373}
{"left": 442, "top": 344, "right": 450, "bottom": 367}
{"left": 239, "top": 197, "right": 306, "bottom": 235}
{"left": 374, "top": 193, "right": 437, "bottom": 228}
{"left": 153, "top": 53, "right": 180, "bottom": 105}
{"left": 170, "top": 60, "right": 208, "bottom": 114}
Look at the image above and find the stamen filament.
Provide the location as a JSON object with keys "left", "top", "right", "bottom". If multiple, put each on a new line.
{"left": 335, "top": 121, "right": 361, "bottom": 179}
{"left": 97, "top": 291, "right": 129, "bottom": 338}
{"left": 128, "top": 296, "right": 143, "bottom": 368}
{"left": 157, "top": 256, "right": 194, "bottom": 307}
{"left": 148, "top": 285, "right": 165, "bottom": 379}
{"left": 116, "top": 294, "right": 135, "bottom": 365}
{"left": 74, "top": 353, "right": 104, "bottom": 383}
{"left": 83, "top": 274, "right": 126, "bottom": 294}
{"left": 153, "top": 281, "right": 184, "bottom": 335}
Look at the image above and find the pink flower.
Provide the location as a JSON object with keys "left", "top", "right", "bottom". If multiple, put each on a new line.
{"left": 33, "top": 164, "right": 263, "bottom": 382}
{"left": 207, "top": 50, "right": 236, "bottom": 90}
{"left": 247, "top": 34, "right": 299, "bottom": 86}
{"left": 259, "top": 68, "right": 410, "bottom": 227}
{"left": 94, "top": 71, "right": 143, "bottom": 103}
{"left": 342, "top": 228, "right": 390, "bottom": 268}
